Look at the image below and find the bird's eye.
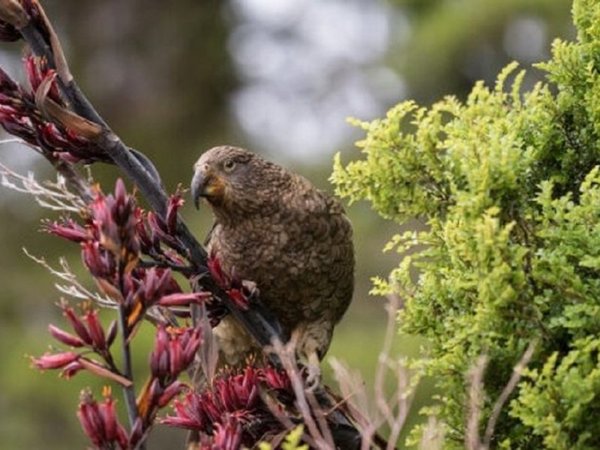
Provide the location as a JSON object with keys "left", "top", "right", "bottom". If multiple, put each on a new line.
{"left": 223, "top": 159, "right": 236, "bottom": 172}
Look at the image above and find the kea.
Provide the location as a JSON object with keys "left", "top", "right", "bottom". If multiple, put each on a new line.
{"left": 191, "top": 145, "right": 354, "bottom": 382}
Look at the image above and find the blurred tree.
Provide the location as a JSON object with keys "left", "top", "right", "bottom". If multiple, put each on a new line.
{"left": 392, "top": 0, "right": 573, "bottom": 103}
{"left": 50, "top": 0, "right": 236, "bottom": 188}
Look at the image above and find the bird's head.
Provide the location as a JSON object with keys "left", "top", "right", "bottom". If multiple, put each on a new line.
{"left": 191, "top": 145, "right": 285, "bottom": 216}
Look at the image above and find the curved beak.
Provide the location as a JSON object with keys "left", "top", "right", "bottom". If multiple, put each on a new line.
{"left": 191, "top": 168, "right": 207, "bottom": 210}
{"left": 191, "top": 165, "right": 225, "bottom": 209}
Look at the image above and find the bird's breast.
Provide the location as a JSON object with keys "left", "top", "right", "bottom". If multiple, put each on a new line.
{"left": 211, "top": 205, "right": 353, "bottom": 328}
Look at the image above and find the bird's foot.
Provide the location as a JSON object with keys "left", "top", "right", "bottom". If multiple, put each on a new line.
{"left": 304, "top": 363, "right": 321, "bottom": 391}
{"left": 302, "top": 351, "right": 322, "bottom": 391}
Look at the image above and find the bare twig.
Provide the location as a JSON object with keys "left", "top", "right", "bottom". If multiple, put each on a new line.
{"left": 0, "top": 158, "right": 87, "bottom": 213}
{"left": 328, "top": 358, "right": 371, "bottom": 430}
{"left": 272, "top": 338, "right": 335, "bottom": 450}
{"left": 464, "top": 342, "right": 537, "bottom": 450}
{"left": 466, "top": 355, "right": 487, "bottom": 450}
{"left": 374, "top": 294, "right": 401, "bottom": 427}
{"left": 387, "top": 363, "right": 413, "bottom": 450}
{"left": 22, "top": 250, "right": 116, "bottom": 307}
{"left": 381, "top": 294, "right": 414, "bottom": 450}
{"left": 482, "top": 341, "right": 537, "bottom": 448}
{"left": 366, "top": 293, "right": 413, "bottom": 450}
{"left": 328, "top": 293, "right": 417, "bottom": 450}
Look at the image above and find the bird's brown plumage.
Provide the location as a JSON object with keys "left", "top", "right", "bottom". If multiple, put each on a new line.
{"left": 191, "top": 145, "right": 354, "bottom": 375}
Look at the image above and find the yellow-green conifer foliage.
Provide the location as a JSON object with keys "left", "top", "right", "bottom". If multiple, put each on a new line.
{"left": 332, "top": 1, "right": 600, "bottom": 448}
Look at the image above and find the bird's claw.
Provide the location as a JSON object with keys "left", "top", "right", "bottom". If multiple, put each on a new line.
{"left": 304, "top": 363, "right": 321, "bottom": 391}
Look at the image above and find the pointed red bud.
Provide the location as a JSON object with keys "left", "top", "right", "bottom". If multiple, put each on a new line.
{"left": 32, "top": 351, "right": 79, "bottom": 370}
{"left": 48, "top": 324, "right": 85, "bottom": 347}
{"left": 157, "top": 292, "right": 209, "bottom": 307}
{"left": 166, "top": 194, "right": 184, "bottom": 234}
{"left": 84, "top": 309, "right": 107, "bottom": 350}
{"left": 44, "top": 219, "right": 89, "bottom": 243}
{"left": 62, "top": 305, "right": 93, "bottom": 345}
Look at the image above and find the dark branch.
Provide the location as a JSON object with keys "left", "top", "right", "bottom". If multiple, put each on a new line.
{"left": 10, "top": 0, "right": 285, "bottom": 360}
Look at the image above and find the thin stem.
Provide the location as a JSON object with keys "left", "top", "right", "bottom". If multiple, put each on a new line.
{"left": 465, "top": 355, "right": 487, "bottom": 450}
{"left": 277, "top": 341, "right": 332, "bottom": 450}
{"left": 375, "top": 294, "right": 401, "bottom": 427}
{"left": 387, "top": 365, "right": 412, "bottom": 450}
{"left": 117, "top": 303, "right": 138, "bottom": 429}
{"left": 482, "top": 341, "right": 536, "bottom": 448}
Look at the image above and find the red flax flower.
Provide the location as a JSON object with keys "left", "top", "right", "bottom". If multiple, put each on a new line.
{"left": 46, "top": 180, "right": 209, "bottom": 330}
{"left": 145, "top": 211, "right": 181, "bottom": 252}
{"left": 45, "top": 180, "right": 197, "bottom": 283}
{"left": 136, "top": 189, "right": 185, "bottom": 254}
{"left": 46, "top": 180, "right": 188, "bottom": 285}
{"left": 24, "top": 56, "right": 61, "bottom": 103}
{"left": 126, "top": 267, "right": 179, "bottom": 308}
{"left": 90, "top": 179, "right": 140, "bottom": 270}
{"left": 120, "top": 266, "right": 194, "bottom": 329}
{"left": 204, "top": 417, "right": 243, "bottom": 450}
{"left": 31, "top": 349, "right": 130, "bottom": 385}
{"left": 0, "top": 55, "right": 109, "bottom": 163}
{"left": 82, "top": 241, "right": 117, "bottom": 280}
{"left": 149, "top": 325, "right": 202, "bottom": 382}
{"left": 32, "top": 301, "right": 131, "bottom": 385}
{"left": 77, "top": 389, "right": 129, "bottom": 450}
{"left": 57, "top": 302, "right": 117, "bottom": 353}
{"left": 207, "top": 253, "right": 252, "bottom": 311}
{"left": 162, "top": 365, "right": 293, "bottom": 447}
{"left": 135, "top": 193, "right": 190, "bottom": 269}
{"left": 135, "top": 325, "right": 202, "bottom": 435}
{"left": 43, "top": 218, "right": 89, "bottom": 243}
{"left": 166, "top": 191, "right": 184, "bottom": 235}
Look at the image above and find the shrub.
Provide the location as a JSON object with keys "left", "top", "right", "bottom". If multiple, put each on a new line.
{"left": 332, "top": 0, "right": 600, "bottom": 447}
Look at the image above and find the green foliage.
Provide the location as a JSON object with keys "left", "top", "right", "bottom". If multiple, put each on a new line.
{"left": 512, "top": 337, "right": 600, "bottom": 449}
{"left": 332, "top": 0, "right": 600, "bottom": 447}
